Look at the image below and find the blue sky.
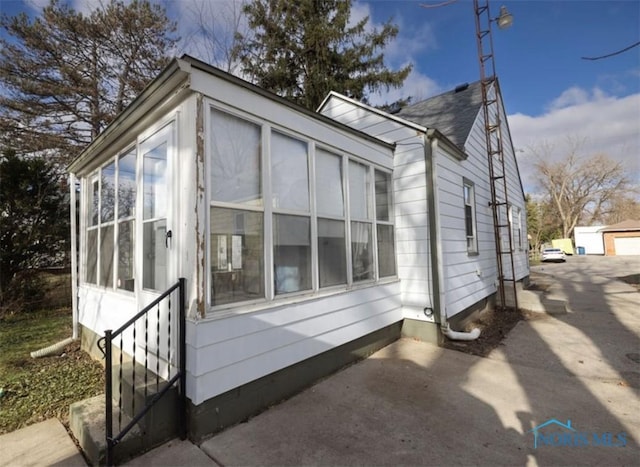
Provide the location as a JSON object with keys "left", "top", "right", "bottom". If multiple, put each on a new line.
{"left": 1, "top": 0, "right": 639, "bottom": 191}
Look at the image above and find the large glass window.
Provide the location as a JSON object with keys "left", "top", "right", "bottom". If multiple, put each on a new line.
{"left": 85, "top": 150, "right": 137, "bottom": 290}
{"left": 316, "top": 149, "right": 346, "bottom": 287}
{"left": 210, "top": 109, "right": 265, "bottom": 305}
{"left": 464, "top": 179, "right": 478, "bottom": 254}
{"left": 207, "top": 107, "right": 396, "bottom": 309}
{"left": 349, "top": 161, "right": 373, "bottom": 282}
{"left": 271, "top": 132, "right": 311, "bottom": 294}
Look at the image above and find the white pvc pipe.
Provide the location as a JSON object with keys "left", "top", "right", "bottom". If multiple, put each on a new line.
{"left": 426, "top": 131, "right": 481, "bottom": 342}
{"left": 30, "top": 337, "right": 76, "bottom": 358}
{"left": 443, "top": 326, "right": 481, "bottom": 341}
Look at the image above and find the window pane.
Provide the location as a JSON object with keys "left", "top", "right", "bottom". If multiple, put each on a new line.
{"left": 375, "top": 170, "right": 391, "bottom": 221}
{"left": 210, "top": 208, "right": 264, "bottom": 306}
{"left": 377, "top": 224, "right": 396, "bottom": 277}
{"left": 117, "top": 220, "right": 134, "bottom": 291}
{"left": 315, "top": 150, "right": 343, "bottom": 217}
{"left": 351, "top": 221, "right": 373, "bottom": 282}
{"left": 86, "top": 229, "right": 98, "bottom": 284}
{"left": 100, "top": 225, "right": 114, "bottom": 288}
{"left": 143, "top": 220, "right": 166, "bottom": 291}
{"left": 118, "top": 149, "right": 136, "bottom": 219}
{"left": 143, "top": 142, "right": 167, "bottom": 220}
{"left": 349, "top": 161, "right": 371, "bottom": 220}
{"left": 465, "top": 205, "right": 474, "bottom": 237}
{"left": 318, "top": 218, "right": 346, "bottom": 287}
{"left": 211, "top": 110, "right": 262, "bottom": 206}
{"left": 273, "top": 214, "right": 311, "bottom": 294}
{"left": 89, "top": 178, "right": 99, "bottom": 226}
{"left": 271, "top": 132, "right": 309, "bottom": 211}
{"left": 101, "top": 162, "right": 116, "bottom": 223}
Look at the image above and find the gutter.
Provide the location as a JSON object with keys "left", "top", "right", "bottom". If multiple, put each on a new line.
{"left": 424, "top": 130, "right": 480, "bottom": 341}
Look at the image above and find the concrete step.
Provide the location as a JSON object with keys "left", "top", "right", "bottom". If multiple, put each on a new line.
{"left": 70, "top": 374, "right": 181, "bottom": 466}
{"left": 70, "top": 395, "right": 144, "bottom": 466}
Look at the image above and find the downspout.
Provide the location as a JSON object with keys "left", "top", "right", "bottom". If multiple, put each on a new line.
{"left": 424, "top": 130, "right": 480, "bottom": 341}
{"left": 70, "top": 172, "right": 79, "bottom": 339}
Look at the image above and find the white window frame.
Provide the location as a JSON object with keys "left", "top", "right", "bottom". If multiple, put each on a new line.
{"left": 206, "top": 103, "right": 397, "bottom": 312}
{"left": 463, "top": 178, "right": 478, "bottom": 255}
{"left": 82, "top": 144, "right": 137, "bottom": 294}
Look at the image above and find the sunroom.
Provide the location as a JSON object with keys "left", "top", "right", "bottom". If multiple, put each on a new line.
{"left": 69, "top": 56, "right": 402, "bottom": 440}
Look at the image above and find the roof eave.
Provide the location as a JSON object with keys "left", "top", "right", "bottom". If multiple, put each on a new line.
{"left": 68, "top": 58, "right": 192, "bottom": 173}
{"left": 427, "top": 128, "right": 468, "bottom": 161}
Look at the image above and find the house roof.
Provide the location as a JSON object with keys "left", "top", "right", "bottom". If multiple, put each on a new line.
{"left": 600, "top": 219, "right": 640, "bottom": 232}
{"left": 395, "top": 81, "right": 484, "bottom": 150}
{"left": 69, "top": 55, "right": 394, "bottom": 173}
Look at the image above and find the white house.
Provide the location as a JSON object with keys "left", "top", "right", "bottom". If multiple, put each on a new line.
{"left": 68, "top": 55, "right": 528, "bottom": 447}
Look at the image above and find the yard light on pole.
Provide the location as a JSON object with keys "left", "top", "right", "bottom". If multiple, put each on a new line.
{"left": 495, "top": 5, "right": 513, "bottom": 29}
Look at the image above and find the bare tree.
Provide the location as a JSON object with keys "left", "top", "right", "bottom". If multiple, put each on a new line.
{"left": 179, "top": 0, "right": 250, "bottom": 74}
{"left": 531, "top": 138, "right": 632, "bottom": 239}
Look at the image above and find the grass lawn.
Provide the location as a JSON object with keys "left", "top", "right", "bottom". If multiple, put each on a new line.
{"left": 0, "top": 307, "right": 104, "bottom": 434}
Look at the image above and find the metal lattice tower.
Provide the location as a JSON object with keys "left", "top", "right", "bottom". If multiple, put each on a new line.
{"left": 473, "top": 0, "right": 518, "bottom": 312}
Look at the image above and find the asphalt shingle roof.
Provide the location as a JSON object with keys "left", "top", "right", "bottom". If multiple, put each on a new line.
{"left": 396, "top": 80, "right": 484, "bottom": 150}
{"left": 600, "top": 219, "right": 640, "bottom": 232}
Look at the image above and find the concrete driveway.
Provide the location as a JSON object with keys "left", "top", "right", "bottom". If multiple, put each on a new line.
{"left": 196, "top": 255, "right": 639, "bottom": 466}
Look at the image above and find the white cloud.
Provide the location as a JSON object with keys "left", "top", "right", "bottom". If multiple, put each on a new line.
{"left": 509, "top": 88, "right": 640, "bottom": 194}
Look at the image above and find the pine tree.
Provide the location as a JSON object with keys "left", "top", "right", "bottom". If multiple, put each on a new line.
{"left": 0, "top": 0, "right": 178, "bottom": 163}
{"left": 235, "top": 0, "right": 411, "bottom": 110}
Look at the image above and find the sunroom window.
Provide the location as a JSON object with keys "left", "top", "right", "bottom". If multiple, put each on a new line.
{"left": 271, "top": 131, "right": 311, "bottom": 295}
{"left": 349, "top": 160, "right": 373, "bottom": 282}
{"left": 315, "top": 149, "right": 346, "bottom": 288}
{"left": 208, "top": 106, "right": 396, "bottom": 309}
{"left": 84, "top": 148, "right": 137, "bottom": 290}
{"left": 210, "top": 109, "right": 265, "bottom": 305}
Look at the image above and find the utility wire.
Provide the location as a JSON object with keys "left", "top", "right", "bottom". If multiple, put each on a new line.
{"left": 581, "top": 41, "right": 640, "bottom": 61}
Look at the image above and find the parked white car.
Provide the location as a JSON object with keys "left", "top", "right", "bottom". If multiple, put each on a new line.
{"left": 541, "top": 248, "right": 566, "bottom": 262}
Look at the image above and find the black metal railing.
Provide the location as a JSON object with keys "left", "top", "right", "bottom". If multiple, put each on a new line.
{"left": 101, "top": 278, "right": 186, "bottom": 466}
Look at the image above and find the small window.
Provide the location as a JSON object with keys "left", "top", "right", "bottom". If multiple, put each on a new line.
{"left": 463, "top": 179, "right": 478, "bottom": 254}
{"left": 513, "top": 206, "right": 523, "bottom": 250}
{"left": 375, "top": 170, "right": 395, "bottom": 278}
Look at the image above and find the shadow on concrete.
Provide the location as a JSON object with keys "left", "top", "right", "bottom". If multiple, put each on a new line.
{"left": 199, "top": 255, "right": 639, "bottom": 465}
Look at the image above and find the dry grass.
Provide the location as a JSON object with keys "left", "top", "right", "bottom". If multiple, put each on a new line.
{"left": 0, "top": 307, "right": 103, "bottom": 434}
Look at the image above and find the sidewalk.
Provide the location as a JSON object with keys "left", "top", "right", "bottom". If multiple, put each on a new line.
{"left": 0, "top": 418, "right": 86, "bottom": 466}
{"left": 2, "top": 256, "right": 638, "bottom": 466}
